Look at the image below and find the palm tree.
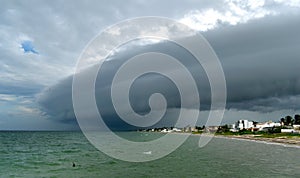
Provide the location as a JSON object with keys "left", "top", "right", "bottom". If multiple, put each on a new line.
{"left": 280, "top": 118, "right": 285, "bottom": 126}
{"left": 285, "top": 115, "right": 293, "bottom": 126}
{"left": 295, "top": 114, "right": 300, "bottom": 125}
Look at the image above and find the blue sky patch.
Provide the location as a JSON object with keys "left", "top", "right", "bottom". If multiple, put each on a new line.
{"left": 21, "top": 40, "right": 39, "bottom": 54}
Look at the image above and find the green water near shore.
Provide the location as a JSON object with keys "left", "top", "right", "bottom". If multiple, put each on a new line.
{"left": 0, "top": 131, "right": 299, "bottom": 177}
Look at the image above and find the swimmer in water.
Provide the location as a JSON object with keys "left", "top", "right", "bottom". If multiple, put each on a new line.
{"left": 72, "top": 162, "right": 76, "bottom": 167}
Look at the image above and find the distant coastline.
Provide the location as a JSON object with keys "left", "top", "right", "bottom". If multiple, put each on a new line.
{"left": 213, "top": 133, "right": 300, "bottom": 147}
{"left": 175, "top": 132, "right": 300, "bottom": 147}
{"left": 139, "top": 129, "right": 300, "bottom": 146}
{"left": 139, "top": 114, "right": 300, "bottom": 146}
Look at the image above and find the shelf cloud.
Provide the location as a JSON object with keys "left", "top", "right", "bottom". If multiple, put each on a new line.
{"left": 38, "top": 13, "right": 300, "bottom": 128}
{"left": 1, "top": 0, "right": 300, "bottom": 130}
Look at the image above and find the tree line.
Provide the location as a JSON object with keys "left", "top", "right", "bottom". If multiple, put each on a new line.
{"left": 280, "top": 114, "right": 300, "bottom": 126}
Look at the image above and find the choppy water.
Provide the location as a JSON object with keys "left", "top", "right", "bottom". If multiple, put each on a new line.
{"left": 0, "top": 131, "right": 299, "bottom": 178}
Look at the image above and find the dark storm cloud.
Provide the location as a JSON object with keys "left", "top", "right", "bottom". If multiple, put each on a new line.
{"left": 38, "top": 13, "right": 300, "bottom": 127}
{"left": 2, "top": 0, "right": 300, "bottom": 130}
{"left": 204, "top": 14, "right": 300, "bottom": 110}
{"left": 38, "top": 40, "right": 211, "bottom": 129}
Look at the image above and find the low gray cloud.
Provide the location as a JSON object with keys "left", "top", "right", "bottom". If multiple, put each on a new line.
{"left": 205, "top": 14, "right": 300, "bottom": 110}
{"left": 2, "top": 0, "right": 300, "bottom": 130}
{"left": 38, "top": 13, "right": 300, "bottom": 129}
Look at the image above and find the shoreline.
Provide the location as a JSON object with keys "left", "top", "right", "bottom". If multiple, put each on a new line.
{"left": 151, "top": 131, "right": 300, "bottom": 147}
{"left": 212, "top": 134, "right": 300, "bottom": 147}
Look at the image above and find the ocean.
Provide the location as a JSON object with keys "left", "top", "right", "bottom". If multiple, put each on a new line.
{"left": 0, "top": 131, "right": 299, "bottom": 178}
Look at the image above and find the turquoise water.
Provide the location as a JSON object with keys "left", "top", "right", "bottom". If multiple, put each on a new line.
{"left": 0, "top": 131, "right": 299, "bottom": 178}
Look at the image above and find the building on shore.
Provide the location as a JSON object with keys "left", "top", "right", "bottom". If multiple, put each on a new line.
{"left": 255, "top": 121, "right": 281, "bottom": 131}
{"left": 293, "top": 125, "right": 300, "bottom": 130}
{"left": 281, "top": 129, "right": 299, "bottom": 133}
{"left": 235, "top": 120, "right": 254, "bottom": 130}
{"left": 160, "top": 127, "right": 182, "bottom": 133}
{"left": 229, "top": 120, "right": 282, "bottom": 132}
{"left": 204, "top": 126, "right": 219, "bottom": 133}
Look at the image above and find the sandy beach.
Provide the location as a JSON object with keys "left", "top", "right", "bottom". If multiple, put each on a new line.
{"left": 214, "top": 134, "right": 300, "bottom": 146}
{"left": 145, "top": 131, "right": 300, "bottom": 146}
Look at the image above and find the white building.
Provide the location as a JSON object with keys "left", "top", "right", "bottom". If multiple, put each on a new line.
{"left": 281, "top": 129, "right": 299, "bottom": 133}
{"left": 229, "top": 124, "right": 236, "bottom": 129}
{"left": 293, "top": 125, "right": 300, "bottom": 130}
{"left": 255, "top": 121, "right": 281, "bottom": 131}
{"left": 172, "top": 128, "right": 182, "bottom": 132}
{"left": 161, "top": 128, "right": 168, "bottom": 133}
{"left": 236, "top": 120, "right": 254, "bottom": 130}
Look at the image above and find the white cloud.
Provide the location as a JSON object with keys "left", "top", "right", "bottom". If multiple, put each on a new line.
{"left": 15, "top": 106, "right": 44, "bottom": 117}
{"left": 274, "top": 0, "right": 300, "bottom": 7}
{"left": 0, "top": 94, "right": 18, "bottom": 101}
{"left": 179, "top": 0, "right": 279, "bottom": 31}
{"left": 178, "top": 0, "right": 300, "bottom": 31}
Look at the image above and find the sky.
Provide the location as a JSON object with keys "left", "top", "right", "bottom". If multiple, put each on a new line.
{"left": 1, "top": 0, "right": 300, "bottom": 130}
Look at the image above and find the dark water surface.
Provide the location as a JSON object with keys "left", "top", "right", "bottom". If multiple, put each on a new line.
{"left": 0, "top": 131, "right": 299, "bottom": 178}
